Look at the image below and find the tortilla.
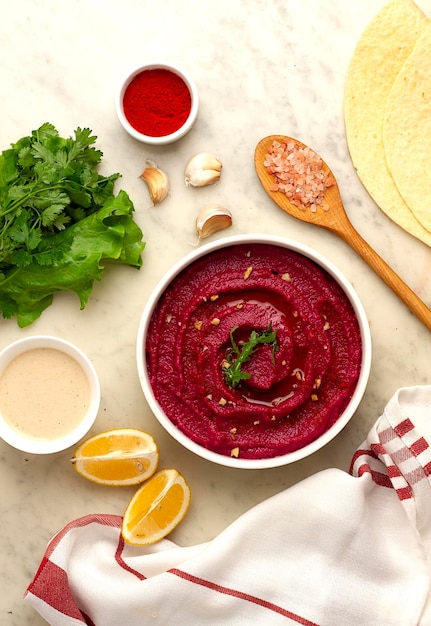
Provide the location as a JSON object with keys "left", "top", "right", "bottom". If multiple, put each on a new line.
{"left": 344, "top": 0, "right": 431, "bottom": 246}
{"left": 383, "top": 23, "right": 431, "bottom": 233}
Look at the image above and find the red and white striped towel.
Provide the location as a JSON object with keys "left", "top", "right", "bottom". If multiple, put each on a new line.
{"left": 25, "top": 386, "right": 431, "bottom": 625}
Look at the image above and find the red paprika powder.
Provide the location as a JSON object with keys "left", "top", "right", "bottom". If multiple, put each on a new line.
{"left": 123, "top": 69, "right": 192, "bottom": 137}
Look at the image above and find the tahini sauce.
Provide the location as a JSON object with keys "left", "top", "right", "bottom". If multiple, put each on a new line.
{"left": 0, "top": 347, "right": 91, "bottom": 441}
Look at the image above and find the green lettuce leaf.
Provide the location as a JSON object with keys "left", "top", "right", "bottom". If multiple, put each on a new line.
{"left": 0, "top": 190, "right": 145, "bottom": 327}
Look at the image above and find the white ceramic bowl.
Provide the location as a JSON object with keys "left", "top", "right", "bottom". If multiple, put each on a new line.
{"left": 136, "top": 234, "right": 372, "bottom": 469}
{"left": 115, "top": 61, "right": 199, "bottom": 145}
{"left": 0, "top": 336, "right": 100, "bottom": 454}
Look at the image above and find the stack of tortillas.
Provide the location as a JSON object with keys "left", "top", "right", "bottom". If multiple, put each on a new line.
{"left": 344, "top": 0, "right": 431, "bottom": 246}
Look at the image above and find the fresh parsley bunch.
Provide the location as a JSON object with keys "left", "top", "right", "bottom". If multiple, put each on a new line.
{"left": 0, "top": 123, "right": 145, "bottom": 326}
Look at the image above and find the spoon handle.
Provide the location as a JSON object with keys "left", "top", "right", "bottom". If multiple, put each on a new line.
{"left": 338, "top": 221, "right": 431, "bottom": 331}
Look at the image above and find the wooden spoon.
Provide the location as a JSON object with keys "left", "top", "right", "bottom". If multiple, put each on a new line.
{"left": 255, "top": 135, "right": 431, "bottom": 331}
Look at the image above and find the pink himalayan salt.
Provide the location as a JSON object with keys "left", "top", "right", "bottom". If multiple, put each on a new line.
{"left": 264, "top": 140, "right": 335, "bottom": 212}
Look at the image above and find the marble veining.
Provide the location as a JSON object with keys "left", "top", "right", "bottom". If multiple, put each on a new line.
{"left": 1, "top": 0, "right": 431, "bottom": 623}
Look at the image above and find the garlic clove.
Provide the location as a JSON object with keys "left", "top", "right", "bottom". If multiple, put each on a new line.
{"left": 187, "top": 152, "right": 222, "bottom": 172}
{"left": 187, "top": 169, "right": 221, "bottom": 188}
{"left": 185, "top": 152, "right": 222, "bottom": 187}
{"left": 140, "top": 167, "right": 170, "bottom": 205}
{"left": 195, "top": 205, "right": 233, "bottom": 241}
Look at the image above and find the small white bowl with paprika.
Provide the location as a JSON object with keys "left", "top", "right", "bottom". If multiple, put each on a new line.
{"left": 0, "top": 335, "right": 100, "bottom": 454}
{"left": 115, "top": 62, "right": 199, "bottom": 145}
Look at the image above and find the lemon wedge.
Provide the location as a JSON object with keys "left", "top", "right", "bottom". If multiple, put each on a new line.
{"left": 72, "top": 428, "right": 159, "bottom": 486}
{"left": 121, "top": 468, "right": 191, "bottom": 545}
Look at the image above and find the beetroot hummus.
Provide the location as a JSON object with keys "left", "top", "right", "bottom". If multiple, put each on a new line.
{"left": 146, "top": 243, "right": 362, "bottom": 460}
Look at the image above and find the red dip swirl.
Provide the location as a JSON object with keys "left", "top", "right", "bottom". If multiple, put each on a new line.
{"left": 123, "top": 68, "right": 192, "bottom": 137}
{"left": 145, "top": 244, "right": 362, "bottom": 460}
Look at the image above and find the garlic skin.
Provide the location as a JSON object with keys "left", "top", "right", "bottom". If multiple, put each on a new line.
{"left": 140, "top": 167, "right": 170, "bottom": 205}
{"left": 196, "top": 205, "right": 232, "bottom": 241}
{"left": 185, "top": 152, "right": 222, "bottom": 187}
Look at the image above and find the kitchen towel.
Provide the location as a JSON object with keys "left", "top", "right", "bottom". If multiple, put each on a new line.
{"left": 25, "top": 385, "right": 431, "bottom": 625}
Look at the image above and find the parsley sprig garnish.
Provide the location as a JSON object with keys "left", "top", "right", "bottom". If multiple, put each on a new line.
{"left": 224, "top": 323, "right": 279, "bottom": 389}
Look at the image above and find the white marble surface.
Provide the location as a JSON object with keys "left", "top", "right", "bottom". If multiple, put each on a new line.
{"left": 1, "top": 1, "right": 431, "bottom": 623}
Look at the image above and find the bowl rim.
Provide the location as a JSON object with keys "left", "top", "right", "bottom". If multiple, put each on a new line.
{"left": 136, "top": 233, "right": 372, "bottom": 469}
{"left": 0, "top": 335, "right": 100, "bottom": 454}
{"left": 115, "top": 61, "right": 199, "bottom": 145}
